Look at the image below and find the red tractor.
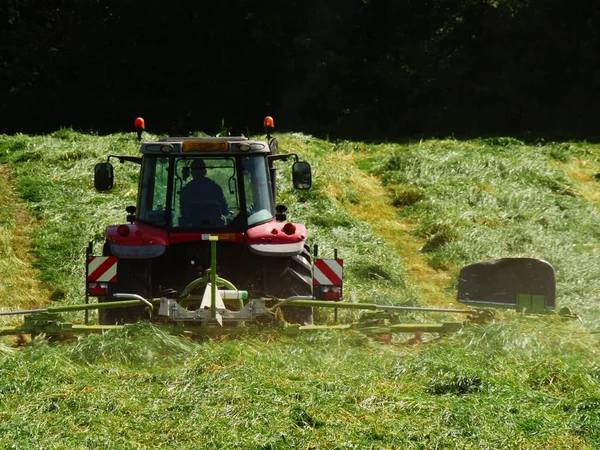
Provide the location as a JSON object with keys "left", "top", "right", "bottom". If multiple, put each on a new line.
{"left": 91, "top": 118, "right": 314, "bottom": 324}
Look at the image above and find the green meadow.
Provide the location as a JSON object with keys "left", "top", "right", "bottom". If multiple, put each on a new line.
{"left": 0, "top": 130, "right": 599, "bottom": 449}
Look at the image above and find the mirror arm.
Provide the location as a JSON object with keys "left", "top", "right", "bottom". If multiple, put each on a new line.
{"left": 107, "top": 155, "right": 142, "bottom": 165}
{"left": 268, "top": 153, "right": 298, "bottom": 163}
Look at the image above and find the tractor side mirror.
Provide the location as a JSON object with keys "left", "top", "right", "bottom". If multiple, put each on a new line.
{"left": 94, "top": 162, "right": 114, "bottom": 192}
{"left": 292, "top": 161, "right": 312, "bottom": 190}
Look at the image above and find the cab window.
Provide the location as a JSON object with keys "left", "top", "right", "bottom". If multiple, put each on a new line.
{"left": 138, "top": 156, "right": 169, "bottom": 226}
{"left": 242, "top": 156, "right": 274, "bottom": 226}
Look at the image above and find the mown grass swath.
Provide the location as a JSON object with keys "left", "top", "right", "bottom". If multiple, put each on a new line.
{"left": 0, "top": 165, "right": 49, "bottom": 316}
{"left": 0, "top": 130, "right": 599, "bottom": 448}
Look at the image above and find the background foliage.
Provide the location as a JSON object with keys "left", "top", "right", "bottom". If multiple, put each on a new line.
{"left": 1, "top": 0, "right": 599, "bottom": 139}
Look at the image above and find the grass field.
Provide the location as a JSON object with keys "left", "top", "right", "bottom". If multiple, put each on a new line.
{"left": 0, "top": 130, "right": 599, "bottom": 449}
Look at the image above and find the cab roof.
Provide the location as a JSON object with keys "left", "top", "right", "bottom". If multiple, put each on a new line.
{"left": 140, "top": 137, "right": 271, "bottom": 155}
{"left": 158, "top": 136, "right": 248, "bottom": 143}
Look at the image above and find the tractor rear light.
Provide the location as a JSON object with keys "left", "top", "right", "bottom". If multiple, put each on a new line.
{"left": 117, "top": 225, "right": 130, "bottom": 237}
{"left": 313, "top": 286, "right": 342, "bottom": 301}
{"left": 135, "top": 230, "right": 142, "bottom": 237}
{"left": 323, "top": 287, "right": 342, "bottom": 300}
{"left": 282, "top": 223, "right": 296, "bottom": 235}
{"left": 87, "top": 282, "right": 109, "bottom": 296}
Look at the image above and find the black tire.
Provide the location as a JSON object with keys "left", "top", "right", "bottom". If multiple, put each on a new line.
{"left": 98, "top": 252, "right": 152, "bottom": 325}
{"left": 265, "top": 243, "right": 314, "bottom": 325}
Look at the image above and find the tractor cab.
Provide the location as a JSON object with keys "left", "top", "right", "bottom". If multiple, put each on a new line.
{"left": 95, "top": 135, "right": 312, "bottom": 232}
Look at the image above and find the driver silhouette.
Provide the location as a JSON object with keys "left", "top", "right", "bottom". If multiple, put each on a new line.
{"left": 180, "top": 159, "right": 228, "bottom": 225}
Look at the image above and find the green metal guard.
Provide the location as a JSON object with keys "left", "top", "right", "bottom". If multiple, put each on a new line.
{"left": 210, "top": 236, "right": 218, "bottom": 319}
{"left": 516, "top": 293, "right": 548, "bottom": 314}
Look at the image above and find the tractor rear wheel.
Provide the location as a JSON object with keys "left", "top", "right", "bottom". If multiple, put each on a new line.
{"left": 263, "top": 243, "right": 313, "bottom": 325}
{"left": 98, "top": 258, "right": 152, "bottom": 325}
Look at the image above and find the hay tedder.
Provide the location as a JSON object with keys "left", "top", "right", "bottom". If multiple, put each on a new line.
{"left": 0, "top": 118, "right": 576, "bottom": 342}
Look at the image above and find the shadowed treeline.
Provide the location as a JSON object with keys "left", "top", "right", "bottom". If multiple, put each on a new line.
{"left": 1, "top": 0, "right": 598, "bottom": 140}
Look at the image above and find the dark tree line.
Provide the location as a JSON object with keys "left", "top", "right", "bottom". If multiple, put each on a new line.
{"left": 1, "top": 0, "right": 598, "bottom": 140}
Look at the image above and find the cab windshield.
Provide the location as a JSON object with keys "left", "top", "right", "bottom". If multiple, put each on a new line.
{"left": 137, "top": 155, "right": 274, "bottom": 229}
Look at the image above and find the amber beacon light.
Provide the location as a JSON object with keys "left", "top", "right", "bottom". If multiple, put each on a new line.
{"left": 134, "top": 117, "right": 145, "bottom": 141}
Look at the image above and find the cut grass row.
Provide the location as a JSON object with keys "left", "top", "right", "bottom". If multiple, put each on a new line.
{"left": 0, "top": 165, "right": 48, "bottom": 316}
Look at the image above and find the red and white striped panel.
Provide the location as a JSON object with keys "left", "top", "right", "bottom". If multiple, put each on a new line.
{"left": 313, "top": 259, "right": 343, "bottom": 287}
{"left": 87, "top": 256, "right": 118, "bottom": 282}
